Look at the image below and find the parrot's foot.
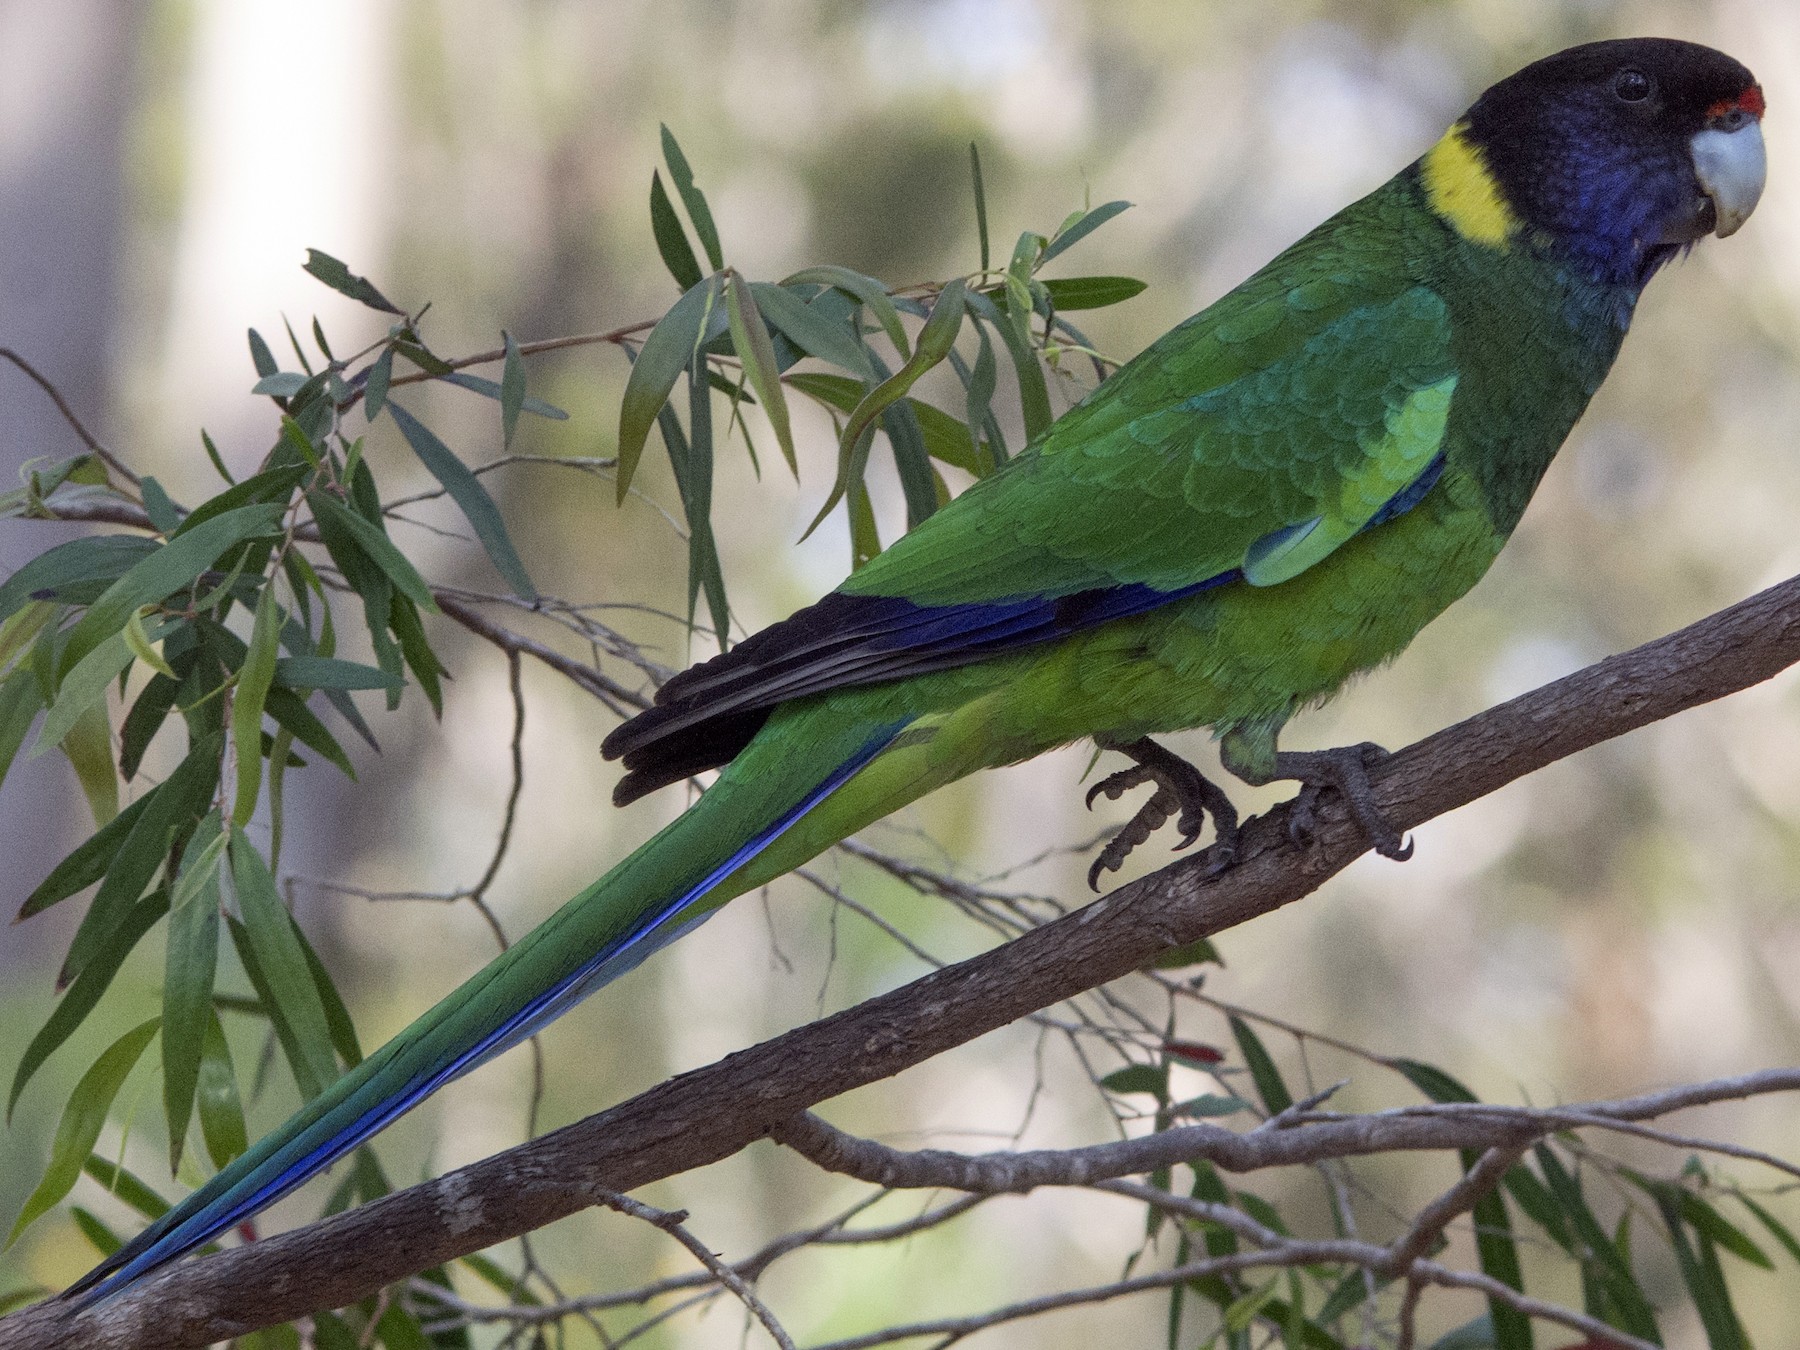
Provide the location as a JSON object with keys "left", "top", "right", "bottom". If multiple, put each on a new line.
{"left": 1085, "top": 737, "right": 1242, "bottom": 890}
{"left": 1272, "top": 742, "right": 1412, "bottom": 861}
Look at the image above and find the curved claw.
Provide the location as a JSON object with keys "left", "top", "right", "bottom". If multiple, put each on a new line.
{"left": 1083, "top": 738, "right": 1243, "bottom": 890}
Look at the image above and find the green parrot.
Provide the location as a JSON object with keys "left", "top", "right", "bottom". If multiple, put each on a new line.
{"left": 67, "top": 36, "right": 1766, "bottom": 1303}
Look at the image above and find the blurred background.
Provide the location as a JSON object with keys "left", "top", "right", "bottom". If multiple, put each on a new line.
{"left": 3, "top": 0, "right": 1799, "bottom": 1344}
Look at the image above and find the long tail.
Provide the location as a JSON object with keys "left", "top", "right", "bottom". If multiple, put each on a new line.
{"left": 64, "top": 718, "right": 910, "bottom": 1306}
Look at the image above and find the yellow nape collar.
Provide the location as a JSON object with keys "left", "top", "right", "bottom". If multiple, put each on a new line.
{"left": 1421, "top": 122, "right": 1519, "bottom": 247}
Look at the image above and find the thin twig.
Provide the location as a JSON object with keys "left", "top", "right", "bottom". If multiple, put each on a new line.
{"left": 0, "top": 347, "right": 142, "bottom": 486}
{"left": 585, "top": 1189, "right": 795, "bottom": 1350}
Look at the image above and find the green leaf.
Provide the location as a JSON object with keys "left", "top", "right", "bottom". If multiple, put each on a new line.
{"left": 969, "top": 142, "right": 990, "bottom": 273}
{"left": 123, "top": 607, "right": 176, "bottom": 680}
{"left": 906, "top": 397, "right": 981, "bottom": 474}
{"left": 499, "top": 330, "right": 526, "bottom": 449}
{"left": 616, "top": 274, "right": 720, "bottom": 500}
{"left": 649, "top": 170, "right": 704, "bottom": 290}
{"left": 387, "top": 595, "right": 443, "bottom": 718}
{"left": 248, "top": 329, "right": 279, "bottom": 378}
{"left": 435, "top": 371, "right": 567, "bottom": 421}
{"left": 749, "top": 282, "right": 875, "bottom": 377}
{"left": 0, "top": 670, "right": 43, "bottom": 797}
{"left": 229, "top": 831, "right": 338, "bottom": 1099}
{"left": 725, "top": 272, "right": 797, "bottom": 477}
{"left": 274, "top": 657, "right": 401, "bottom": 692}
{"left": 16, "top": 784, "right": 158, "bottom": 922}
{"left": 59, "top": 505, "right": 284, "bottom": 675}
{"left": 231, "top": 586, "right": 281, "bottom": 826}
{"left": 0, "top": 537, "right": 158, "bottom": 630}
{"left": 81, "top": 1156, "right": 172, "bottom": 1222}
{"left": 61, "top": 700, "right": 120, "bottom": 829}
{"left": 964, "top": 320, "right": 1002, "bottom": 467}
{"left": 32, "top": 617, "right": 169, "bottom": 758}
{"left": 139, "top": 477, "right": 182, "bottom": 534}
{"left": 1653, "top": 1186, "right": 1748, "bottom": 1350}
{"left": 965, "top": 288, "right": 1051, "bottom": 443}
{"left": 1039, "top": 199, "right": 1132, "bottom": 265}
{"left": 0, "top": 599, "right": 57, "bottom": 673}
{"left": 307, "top": 492, "right": 436, "bottom": 611}
{"left": 803, "top": 280, "right": 965, "bottom": 539}
{"left": 1227, "top": 1015, "right": 1293, "bottom": 1115}
{"left": 302, "top": 249, "right": 403, "bottom": 314}
{"left": 1153, "top": 936, "right": 1222, "bottom": 969}
{"left": 1172, "top": 1093, "right": 1251, "bottom": 1118}
{"left": 1532, "top": 1146, "right": 1659, "bottom": 1340}
{"left": 387, "top": 402, "right": 536, "bottom": 600}
{"left": 1681, "top": 1192, "right": 1773, "bottom": 1270}
{"left": 660, "top": 126, "right": 723, "bottom": 271}
{"left": 1736, "top": 1193, "right": 1800, "bottom": 1265}
{"left": 292, "top": 918, "right": 364, "bottom": 1069}
{"left": 1039, "top": 275, "right": 1148, "bottom": 311}
{"left": 163, "top": 810, "right": 225, "bottom": 1170}
{"left": 1222, "top": 1279, "right": 1280, "bottom": 1336}
{"left": 1392, "top": 1058, "right": 1478, "bottom": 1104}
{"left": 363, "top": 346, "right": 394, "bottom": 420}
{"left": 6, "top": 1017, "right": 160, "bottom": 1246}
{"left": 1101, "top": 1063, "right": 1168, "bottom": 1098}
{"left": 252, "top": 372, "right": 309, "bottom": 398}
{"left": 56, "top": 741, "right": 218, "bottom": 985}
{"left": 782, "top": 266, "right": 909, "bottom": 356}
{"left": 197, "top": 1009, "right": 247, "bottom": 1168}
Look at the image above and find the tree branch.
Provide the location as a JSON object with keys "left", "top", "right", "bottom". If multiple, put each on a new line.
{"left": 8, "top": 572, "right": 1800, "bottom": 1349}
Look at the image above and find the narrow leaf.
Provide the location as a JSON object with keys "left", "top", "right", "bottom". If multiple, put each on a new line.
{"left": 302, "top": 249, "right": 402, "bottom": 314}
{"left": 229, "top": 831, "right": 338, "bottom": 1099}
{"left": 660, "top": 126, "right": 723, "bottom": 271}
{"left": 307, "top": 492, "right": 436, "bottom": 611}
{"left": 7, "top": 1019, "right": 161, "bottom": 1246}
{"left": 1228, "top": 1015, "right": 1293, "bottom": 1115}
{"left": 1040, "top": 199, "right": 1132, "bottom": 264}
{"left": 781, "top": 266, "right": 909, "bottom": 355}
{"left": 60, "top": 701, "right": 119, "bottom": 828}
{"left": 386, "top": 402, "right": 536, "bottom": 601}
{"left": 273, "top": 657, "right": 401, "bottom": 692}
{"left": 969, "top": 143, "right": 990, "bottom": 273}
{"left": 649, "top": 170, "right": 704, "bottom": 290}
{"left": 749, "top": 282, "right": 874, "bottom": 377}
{"left": 163, "top": 810, "right": 225, "bottom": 1170}
{"left": 725, "top": 273, "right": 797, "bottom": 476}
{"left": 60, "top": 505, "right": 283, "bottom": 674}
{"left": 364, "top": 346, "right": 393, "bottom": 420}
{"left": 500, "top": 331, "right": 525, "bottom": 448}
{"left": 616, "top": 275, "right": 720, "bottom": 500}
{"left": 196, "top": 1010, "right": 247, "bottom": 1168}
{"left": 803, "top": 280, "right": 965, "bottom": 539}
{"left": 1039, "top": 275, "right": 1149, "bottom": 311}
{"left": 248, "top": 329, "right": 279, "bottom": 378}
{"left": 232, "top": 586, "right": 281, "bottom": 826}
{"left": 18, "top": 893, "right": 158, "bottom": 1111}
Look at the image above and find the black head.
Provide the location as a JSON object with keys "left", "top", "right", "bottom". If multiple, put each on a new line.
{"left": 1456, "top": 38, "right": 1765, "bottom": 287}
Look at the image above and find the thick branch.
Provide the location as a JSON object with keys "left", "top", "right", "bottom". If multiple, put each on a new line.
{"left": 8, "top": 573, "right": 1800, "bottom": 1349}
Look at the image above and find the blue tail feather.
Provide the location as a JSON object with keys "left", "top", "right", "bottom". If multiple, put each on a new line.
{"left": 65, "top": 722, "right": 908, "bottom": 1306}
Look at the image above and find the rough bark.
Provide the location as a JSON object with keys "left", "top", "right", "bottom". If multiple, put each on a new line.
{"left": 3, "top": 571, "right": 1798, "bottom": 1349}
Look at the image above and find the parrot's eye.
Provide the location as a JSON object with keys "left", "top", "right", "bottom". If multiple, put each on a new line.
{"left": 1613, "top": 68, "right": 1653, "bottom": 102}
{"left": 1716, "top": 107, "right": 1751, "bottom": 130}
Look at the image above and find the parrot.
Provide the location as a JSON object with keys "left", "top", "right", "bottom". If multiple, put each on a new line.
{"left": 64, "top": 36, "right": 1766, "bottom": 1304}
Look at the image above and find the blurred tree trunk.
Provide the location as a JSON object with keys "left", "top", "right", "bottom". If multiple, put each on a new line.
{"left": 0, "top": 1, "right": 141, "bottom": 929}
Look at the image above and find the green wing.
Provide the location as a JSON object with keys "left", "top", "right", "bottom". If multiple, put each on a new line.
{"left": 844, "top": 274, "right": 1458, "bottom": 607}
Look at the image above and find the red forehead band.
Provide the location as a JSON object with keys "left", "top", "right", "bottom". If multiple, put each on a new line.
{"left": 1707, "top": 85, "right": 1766, "bottom": 121}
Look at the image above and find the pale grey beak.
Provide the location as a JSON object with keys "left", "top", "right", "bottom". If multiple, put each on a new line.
{"left": 1691, "top": 121, "right": 1767, "bottom": 237}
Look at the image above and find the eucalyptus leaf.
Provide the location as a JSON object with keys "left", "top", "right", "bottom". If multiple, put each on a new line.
{"left": 302, "top": 249, "right": 403, "bottom": 314}
{"left": 164, "top": 810, "right": 225, "bottom": 1170}
{"left": 616, "top": 274, "right": 720, "bottom": 500}
{"left": 7, "top": 1019, "right": 161, "bottom": 1247}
